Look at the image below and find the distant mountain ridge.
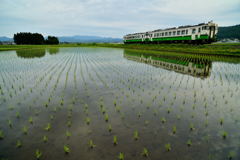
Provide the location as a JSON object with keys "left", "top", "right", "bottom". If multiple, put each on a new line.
{"left": 0, "top": 36, "right": 13, "bottom": 42}
{"left": 58, "top": 35, "right": 122, "bottom": 43}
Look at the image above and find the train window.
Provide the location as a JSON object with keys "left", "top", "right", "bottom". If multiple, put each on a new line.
{"left": 173, "top": 31, "right": 176, "bottom": 35}
{"left": 169, "top": 32, "right": 171, "bottom": 36}
{"left": 181, "top": 30, "right": 185, "bottom": 35}
{"left": 177, "top": 31, "right": 180, "bottom": 35}
{"left": 198, "top": 28, "right": 201, "bottom": 33}
{"left": 186, "top": 30, "right": 188, "bottom": 34}
{"left": 192, "top": 28, "right": 196, "bottom": 34}
{"left": 202, "top": 26, "right": 209, "bottom": 30}
{"left": 165, "top": 32, "right": 168, "bottom": 36}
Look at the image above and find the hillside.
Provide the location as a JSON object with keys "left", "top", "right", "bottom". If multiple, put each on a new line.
{"left": 217, "top": 24, "right": 240, "bottom": 40}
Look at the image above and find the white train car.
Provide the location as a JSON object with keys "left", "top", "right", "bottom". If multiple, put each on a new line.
{"left": 124, "top": 21, "right": 218, "bottom": 44}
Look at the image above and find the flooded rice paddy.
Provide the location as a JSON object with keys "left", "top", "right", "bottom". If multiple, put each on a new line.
{"left": 0, "top": 47, "right": 240, "bottom": 160}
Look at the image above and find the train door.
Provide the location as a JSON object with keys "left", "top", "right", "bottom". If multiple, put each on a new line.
{"left": 191, "top": 28, "right": 196, "bottom": 40}
{"left": 209, "top": 26, "right": 215, "bottom": 39}
{"left": 144, "top": 32, "right": 150, "bottom": 43}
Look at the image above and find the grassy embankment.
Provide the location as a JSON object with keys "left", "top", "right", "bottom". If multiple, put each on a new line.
{"left": 0, "top": 43, "right": 240, "bottom": 57}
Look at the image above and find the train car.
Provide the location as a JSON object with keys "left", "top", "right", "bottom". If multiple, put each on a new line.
{"left": 123, "top": 21, "right": 218, "bottom": 44}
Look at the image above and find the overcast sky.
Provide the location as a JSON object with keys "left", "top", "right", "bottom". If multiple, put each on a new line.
{"left": 1, "top": 0, "right": 239, "bottom": 38}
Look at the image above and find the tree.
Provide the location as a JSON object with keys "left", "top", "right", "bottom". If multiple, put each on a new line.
{"left": 45, "top": 36, "right": 59, "bottom": 44}
{"left": 217, "top": 25, "right": 240, "bottom": 40}
{"left": 13, "top": 32, "right": 44, "bottom": 44}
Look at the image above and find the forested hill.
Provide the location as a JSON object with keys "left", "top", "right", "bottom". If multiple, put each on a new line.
{"left": 217, "top": 24, "right": 240, "bottom": 39}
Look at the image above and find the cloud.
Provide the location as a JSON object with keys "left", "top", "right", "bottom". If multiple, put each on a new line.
{"left": 0, "top": 0, "right": 239, "bottom": 37}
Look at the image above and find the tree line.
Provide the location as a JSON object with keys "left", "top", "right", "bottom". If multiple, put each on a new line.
{"left": 217, "top": 24, "right": 240, "bottom": 40}
{"left": 13, "top": 32, "right": 59, "bottom": 45}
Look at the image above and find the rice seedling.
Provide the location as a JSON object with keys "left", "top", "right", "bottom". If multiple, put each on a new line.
{"left": 165, "top": 143, "right": 171, "bottom": 152}
{"left": 85, "top": 117, "right": 91, "bottom": 125}
{"left": 133, "top": 130, "right": 139, "bottom": 140}
{"left": 153, "top": 109, "right": 158, "bottom": 116}
{"left": 22, "top": 126, "right": 28, "bottom": 135}
{"left": 29, "top": 117, "right": 33, "bottom": 124}
{"left": 60, "top": 99, "right": 64, "bottom": 106}
{"left": 16, "top": 112, "right": 20, "bottom": 119}
{"left": 116, "top": 106, "right": 121, "bottom": 112}
{"left": 167, "top": 108, "right": 171, "bottom": 114}
{"left": 44, "top": 123, "right": 51, "bottom": 131}
{"left": 144, "top": 120, "right": 149, "bottom": 126}
{"left": 177, "top": 115, "right": 181, "bottom": 120}
{"left": 64, "top": 145, "right": 70, "bottom": 154}
{"left": 189, "top": 123, "right": 195, "bottom": 131}
{"left": 118, "top": 152, "right": 124, "bottom": 160}
{"left": 67, "top": 120, "right": 72, "bottom": 127}
{"left": 89, "top": 140, "right": 96, "bottom": 149}
{"left": 8, "top": 105, "right": 14, "bottom": 111}
{"left": 187, "top": 140, "right": 192, "bottom": 147}
{"left": 161, "top": 117, "right": 166, "bottom": 124}
{"left": 65, "top": 131, "right": 71, "bottom": 139}
{"left": 222, "top": 131, "right": 228, "bottom": 139}
{"left": 105, "top": 114, "right": 109, "bottom": 122}
{"left": 228, "top": 151, "right": 236, "bottom": 160}
{"left": 108, "top": 124, "right": 112, "bottom": 132}
{"left": 16, "top": 140, "right": 22, "bottom": 148}
{"left": 0, "top": 130, "right": 4, "bottom": 139}
{"left": 43, "top": 136, "right": 48, "bottom": 143}
{"left": 172, "top": 125, "right": 177, "bottom": 134}
{"left": 68, "top": 112, "right": 72, "bottom": 118}
{"left": 113, "top": 136, "right": 118, "bottom": 145}
{"left": 220, "top": 118, "right": 224, "bottom": 125}
{"left": 141, "top": 147, "right": 149, "bottom": 157}
{"left": 35, "top": 149, "right": 42, "bottom": 159}
{"left": 8, "top": 120, "right": 12, "bottom": 128}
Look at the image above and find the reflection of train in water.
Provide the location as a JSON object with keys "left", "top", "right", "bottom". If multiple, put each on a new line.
{"left": 124, "top": 21, "right": 218, "bottom": 44}
{"left": 124, "top": 51, "right": 212, "bottom": 79}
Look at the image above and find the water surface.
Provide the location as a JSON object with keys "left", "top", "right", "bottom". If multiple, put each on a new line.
{"left": 0, "top": 47, "right": 240, "bottom": 160}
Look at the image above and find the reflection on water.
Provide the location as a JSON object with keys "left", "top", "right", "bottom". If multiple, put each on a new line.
{"left": 124, "top": 50, "right": 212, "bottom": 78}
{"left": 16, "top": 48, "right": 60, "bottom": 58}
{"left": 16, "top": 48, "right": 46, "bottom": 58}
{"left": 48, "top": 48, "right": 60, "bottom": 55}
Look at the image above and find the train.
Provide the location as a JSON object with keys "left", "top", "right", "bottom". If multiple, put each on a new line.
{"left": 123, "top": 21, "right": 218, "bottom": 44}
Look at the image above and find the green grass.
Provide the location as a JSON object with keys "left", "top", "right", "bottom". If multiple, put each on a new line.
{"left": 1, "top": 43, "right": 240, "bottom": 57}
{"left": 79, "top": 43, "right": 240, "bottom": 56}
